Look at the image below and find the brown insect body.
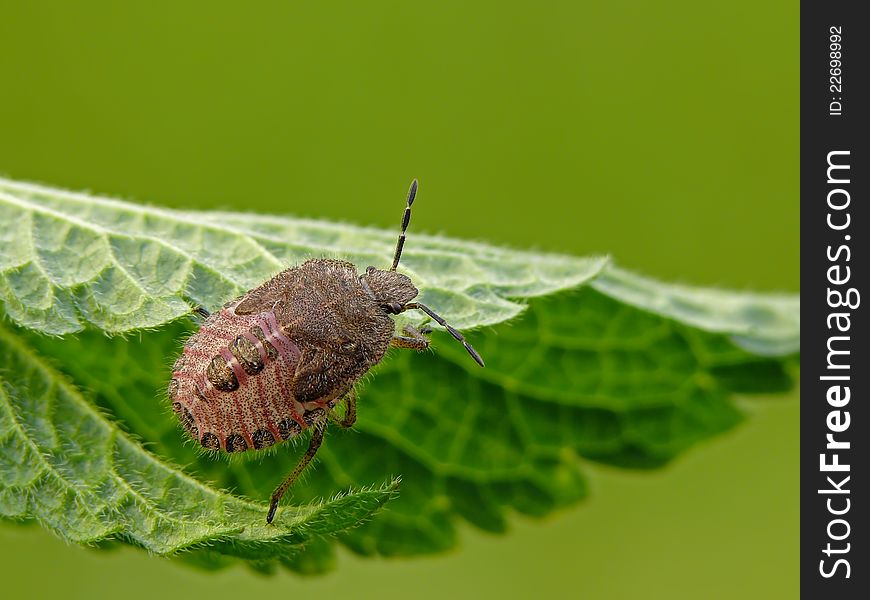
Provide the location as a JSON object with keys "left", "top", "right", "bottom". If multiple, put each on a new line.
{"left": 167, "top": 179, "right": 484, "bottom": 523}
{"left": 170, "top": 259, "right": 416, "bottom": 453}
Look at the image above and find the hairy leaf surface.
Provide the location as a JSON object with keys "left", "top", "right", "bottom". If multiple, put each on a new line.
{"left": 0, "top": 177, "right": 799, "bottom": 571}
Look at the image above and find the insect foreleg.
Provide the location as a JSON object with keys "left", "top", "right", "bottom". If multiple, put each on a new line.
{"left": 330, "top": 389, "right": 357, "bottom": 429}
{"left": 191, "top": 306, "right": 211, "bottom": 319}
{"left": 390, "top": 324, "right": 430, "bottom": 350}
{"left": 267, "top": 419, "right": 327, "bottom": 524}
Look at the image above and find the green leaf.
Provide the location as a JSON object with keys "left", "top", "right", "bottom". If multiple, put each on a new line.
{"left": 0, "top": 177, "right": 605, "bottom": 335}
{"left": 0, "top": 176, "right": 799, "bottom": 571}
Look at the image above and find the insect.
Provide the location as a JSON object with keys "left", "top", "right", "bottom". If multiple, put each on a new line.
{"left": 168, "top": 179, "right": 484, "bottom": 523}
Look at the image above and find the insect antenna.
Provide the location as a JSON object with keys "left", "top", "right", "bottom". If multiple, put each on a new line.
{"left": 390, "top": 178, "right": 418, "bottom": 271}
{"left": 402, "top": 302, "right": 485, "bottom": 367}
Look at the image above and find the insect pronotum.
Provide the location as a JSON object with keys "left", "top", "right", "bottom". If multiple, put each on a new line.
{"left": 168, "top": 180, "right": 484, "bottom": 523}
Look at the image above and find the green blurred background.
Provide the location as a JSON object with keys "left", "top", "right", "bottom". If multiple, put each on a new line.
{"left": 0, "top": 1, "right": 798, "bottom": 598}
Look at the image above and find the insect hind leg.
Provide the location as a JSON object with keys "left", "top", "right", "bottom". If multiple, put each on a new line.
{"left": 267, "top": 419, "right": 327, "bottom": 524}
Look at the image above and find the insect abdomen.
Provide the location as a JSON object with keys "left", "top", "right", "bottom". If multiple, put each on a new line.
{"left": 169, "top": 302, "right": 321, "bottom": 453}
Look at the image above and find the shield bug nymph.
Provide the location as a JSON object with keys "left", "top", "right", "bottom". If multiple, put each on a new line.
{"left": 168, "top": 180, "right": 484, "bottom": 523}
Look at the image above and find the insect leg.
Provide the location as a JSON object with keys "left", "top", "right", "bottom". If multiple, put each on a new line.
{"left": 401, "top": 302, "right": 485, "bottom": 367}
{"left": 267, "top": 419, "right": 327, "bottom": 524}
{"left": 192, "top": 306, "right": 211, "bottom": 319}
{"left": 390, "top": 325, "right": 430, "bottom": 350}
{"left": 330, "top": 389, "right": 357, "bottom": 428}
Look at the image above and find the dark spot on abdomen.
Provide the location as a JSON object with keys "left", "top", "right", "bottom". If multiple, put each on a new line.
{"left": 225, "top": 433, "right": 248, "bottom": 452}
{"left": 231, "top": 335, "right": 264, "bottom": 375}
{"left": 303, "top": 408, "right": 326, "bottom": 425}
{"left": 200, "top": 432, "right": 221, "bottom": 450}
{"left": 250, "top": 326, "right": 279, "bottom": 360}
{"left": 172, "top": 401, "right": 198, "bottom": 439}
{"left": 252, "top": 429, "right": 276, "bottom": 449}
{"left": 277, "top": 419, "right": 302, "bottom": 441}
{"left": 207, "top": 355, "right": 239, "bottom": 392}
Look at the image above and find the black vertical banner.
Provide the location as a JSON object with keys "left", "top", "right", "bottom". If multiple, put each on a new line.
{"left": 802, "top": 1, "right": 868, "bottom": 596}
